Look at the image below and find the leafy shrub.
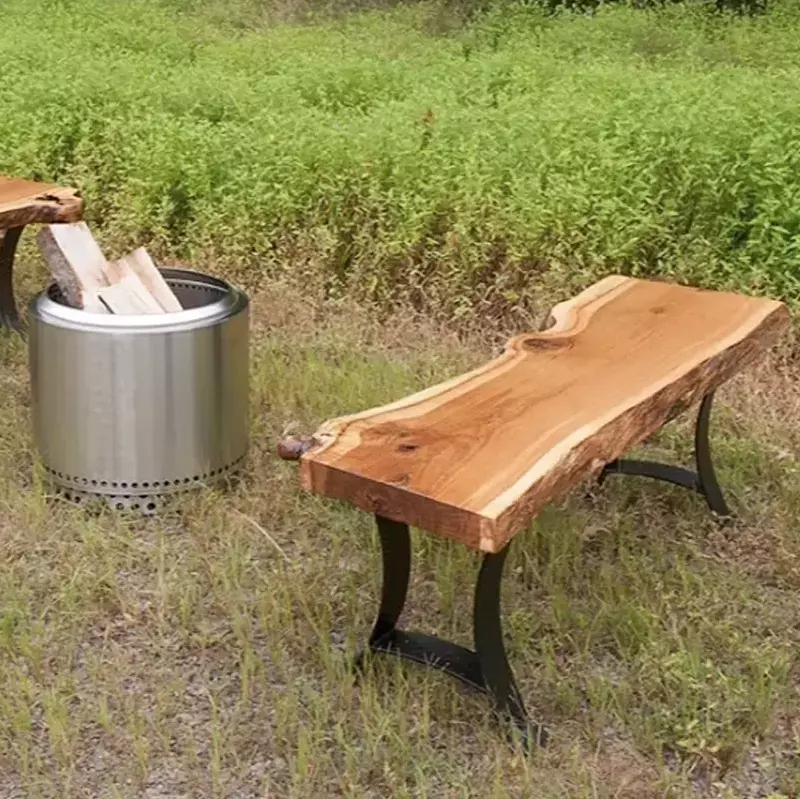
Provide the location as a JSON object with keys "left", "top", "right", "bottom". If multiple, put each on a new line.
{"left": 1, "top": 0, "right": 800, "bottom": 320}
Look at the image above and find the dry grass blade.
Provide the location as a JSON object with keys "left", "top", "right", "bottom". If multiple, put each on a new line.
{"left": 0, "top": 278, "right": 798, "bottom": 797}
{"left": 233, "top": 508, "right": 290, "bottom": 562}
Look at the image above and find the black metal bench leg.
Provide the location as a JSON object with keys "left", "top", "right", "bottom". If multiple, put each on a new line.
{"left": 0, "top": 226, "right": 24, "bottom": 332}
{"left": 356, "top": 515, "right": 547, "bottom": 749}
{"left": 368, "top": 515, "right": 411, "bottom": 646}
{"left": 599, "top": 392, "right": 731, "bottom": 518}
{"left": 473, "top": 543, "right": 544, "bottom": 747}
{"left": 694, "top": 392, "right": 730, "bottom": 516}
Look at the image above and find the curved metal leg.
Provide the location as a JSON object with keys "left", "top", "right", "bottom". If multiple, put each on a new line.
{"left": 0, "top": 226, "right": 24, "bottom": 332}
{"left": 600, "top": 392, "right": 731, "bottom": 519}
{"left": 598, "top": 459, "right": 699, "bottom": 491}
{"left": 369, "top": 516, "right": 412, "bottom": 646}
{"left": 357, "top": 515, "right": 547, "bottom": 749}
{"left": 474, "top": 545, "right": 547, "bottom": 747}
{"left": 694, "top": 393, "right": 730, "bottom": 517}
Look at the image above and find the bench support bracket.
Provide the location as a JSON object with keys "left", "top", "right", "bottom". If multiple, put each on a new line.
{"left": 0, "top": 225, "right": 24, "bottom": 332}
{"left": 356, "top": 515, "right": 547, "bottom": 749}
{"left": 599, "top": 391, "right": 731, "bottom": 517}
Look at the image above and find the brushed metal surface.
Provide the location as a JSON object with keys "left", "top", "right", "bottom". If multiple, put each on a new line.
{"left": 29, "top": 268, "right": 249, "bottom": 499}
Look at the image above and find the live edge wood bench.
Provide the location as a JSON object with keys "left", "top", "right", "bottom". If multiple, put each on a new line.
{"left": 278, "top": 275, "right": 790, "bottom": 748}
{"left": 0, "top": 176, "right": 84, "bottom": 331}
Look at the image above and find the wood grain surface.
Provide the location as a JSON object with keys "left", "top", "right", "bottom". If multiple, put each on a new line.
{"left": 0, "top": 176, "right": 83, "bottom": 230}
{"left": 105, "top": 247, "right": 183, "bottom": 312}
{"left": 36, "top": 222, "right": 110, "bottom": 311}
{"left": 97, "top": 274, "right": 166, "bottom": 314}
{"left": 293, "top": 276, "right": 790, "bottom": 552}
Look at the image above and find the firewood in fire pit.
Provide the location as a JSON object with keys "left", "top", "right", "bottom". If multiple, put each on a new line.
{"left": 36, "top": 222, "right": 183, "bottom": 314}
{"left": 36, "top": 222, "right": 110, "bottom": 312}
{"left": 104, "top": 247, "right": 182, "bottom": 313}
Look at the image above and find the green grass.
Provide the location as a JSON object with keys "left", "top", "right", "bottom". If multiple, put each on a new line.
{"left": 3, "top": 0, "right": 800, "bottom": 794}
{"left": 3, "top": 0, "right": 800, "bottom": 320}
{"left": 1, "top": 278, "right": 799, "bottom": 797}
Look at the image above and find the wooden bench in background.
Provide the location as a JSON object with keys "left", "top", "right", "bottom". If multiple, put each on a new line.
{"left": 0, "top": 177, "right": 83, "bottom": 330}
{"left": 279, "top": 275, "right": 790, "bottom": 748}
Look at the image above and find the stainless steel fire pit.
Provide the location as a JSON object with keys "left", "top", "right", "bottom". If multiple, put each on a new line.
{"left": 28, "top": 267, "right": 249, "bottom": 512}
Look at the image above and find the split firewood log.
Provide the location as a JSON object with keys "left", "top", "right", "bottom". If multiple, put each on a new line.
{"left": 37, "top": 222, "right": 182, "bottom": 314}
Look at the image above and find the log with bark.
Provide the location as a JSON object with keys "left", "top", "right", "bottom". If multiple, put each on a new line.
{"left": 36, "top": 222, "right": 111, "bottom": 312}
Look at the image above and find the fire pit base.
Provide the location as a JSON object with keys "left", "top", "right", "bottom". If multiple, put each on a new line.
{"left": 29, "top": 267, "right": 249, "bottom": 511}
{"left": 46, "top": 453, "right": 246, "bottom": 515}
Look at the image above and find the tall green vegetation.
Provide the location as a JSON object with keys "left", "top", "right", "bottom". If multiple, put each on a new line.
{"left": 2, "top": 0, "right": 800, "bottom": 319}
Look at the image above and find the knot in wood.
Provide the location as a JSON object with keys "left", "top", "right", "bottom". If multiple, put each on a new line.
{"left": 277, "top": 434, "right": 318, "bottom": 461}
{"left": 521, "top": 336, "right": 573, "bottom": 352}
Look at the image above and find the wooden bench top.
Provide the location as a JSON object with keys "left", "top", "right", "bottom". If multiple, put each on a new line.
{"left": 0, "top": 176, "right": 83, "bottom": 230}
{"left": 292, "top": 276, "right": 789, "bottom": 552}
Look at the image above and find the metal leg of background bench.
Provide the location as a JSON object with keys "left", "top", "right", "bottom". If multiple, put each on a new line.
{"left": 0, "top": 226, "right": 24, "bottom": 332}
{"left": 693, "top": 393, "right": 730, "bottom": 516}
{"left": 356, "top": 515, "right": 547, "bottom": 749}
{"left": 599, "top": 392, "right": 731, "bottom": 518}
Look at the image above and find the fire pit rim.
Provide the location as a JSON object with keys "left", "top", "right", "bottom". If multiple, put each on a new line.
{"left": 30, "top": 267, "right": 247, "bottom": 332}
